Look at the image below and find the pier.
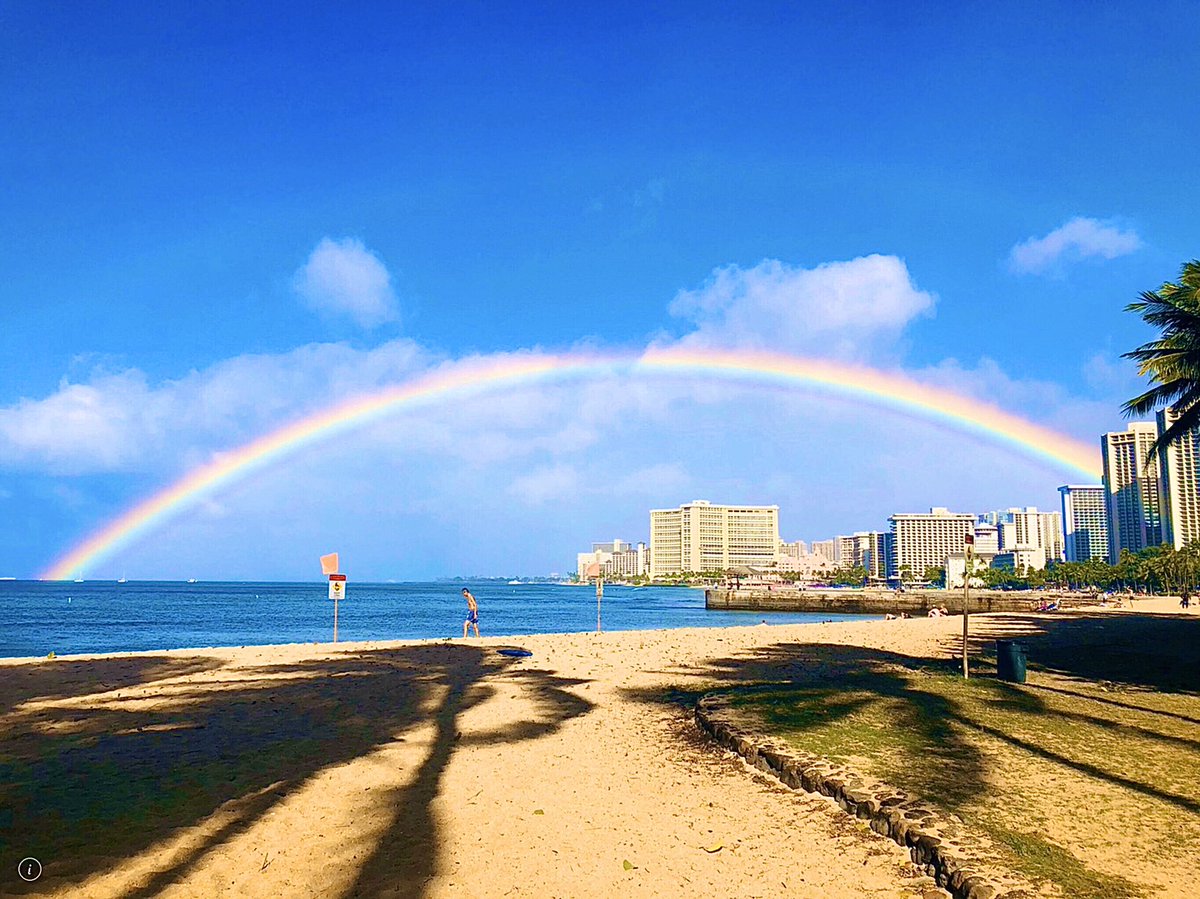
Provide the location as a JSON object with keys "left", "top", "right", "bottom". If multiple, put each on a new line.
{"left": 705, "top": 586, "right": 1081, "bottom": 615}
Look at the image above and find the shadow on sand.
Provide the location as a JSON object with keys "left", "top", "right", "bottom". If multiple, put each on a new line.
{"left": 0, "top": 643, "right": 592, "bottom": 898}
{"left": 953, "top": 610, "right": 1200, "bottom": 696}
{"left": 632, "top": 611, "right": 1200, "bottom": 818}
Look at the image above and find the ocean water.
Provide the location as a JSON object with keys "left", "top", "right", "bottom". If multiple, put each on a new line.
{"left": 0, "top": 580, "right": 871, "bottom": 658}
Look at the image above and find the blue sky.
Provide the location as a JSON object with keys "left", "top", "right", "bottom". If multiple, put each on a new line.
{"left": 2, "top": 3, "right": 1197, "bottom": 579}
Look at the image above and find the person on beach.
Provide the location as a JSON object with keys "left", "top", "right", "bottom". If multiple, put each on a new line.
{"left": 462, "top": 588, "right": 481, "bottom": 637}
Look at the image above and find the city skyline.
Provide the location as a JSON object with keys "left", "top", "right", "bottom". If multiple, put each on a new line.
{"left": 2, "top": 6, "right": 1198, "bottom": 579}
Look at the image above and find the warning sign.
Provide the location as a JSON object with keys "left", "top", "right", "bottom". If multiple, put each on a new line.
{"left": 329, "top": 573, "right": 347, "bottom": 600}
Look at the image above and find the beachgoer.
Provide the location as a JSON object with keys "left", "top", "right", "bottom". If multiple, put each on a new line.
{"left": 462, "top": 588, "right": 481, "bottom": 637}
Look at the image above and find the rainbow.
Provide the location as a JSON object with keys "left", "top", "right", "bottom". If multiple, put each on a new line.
{"left": 41, "top": 347, "right": 1100, "bottom": 579}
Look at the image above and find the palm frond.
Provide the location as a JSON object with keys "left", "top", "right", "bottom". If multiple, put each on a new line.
{"left": 1124, "top": 260, "right": 1200, "bottom": 455}
{"left": 1123, "top": 382, "right": 1190, "bottom": 417}
{"left": 1148, "top": 403, "right": 1200, "bottom": 462}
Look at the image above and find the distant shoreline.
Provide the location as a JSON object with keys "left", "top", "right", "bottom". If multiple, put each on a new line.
{"left": 0, "top": 580, "right": 874, "bottom": 660}
{"left": 0, "top": 615, "right": 886, "bottom": 666}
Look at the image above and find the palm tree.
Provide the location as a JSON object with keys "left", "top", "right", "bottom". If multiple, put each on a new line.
{"left": 1123, "top": 260, "right": 1200, "bottom": 456}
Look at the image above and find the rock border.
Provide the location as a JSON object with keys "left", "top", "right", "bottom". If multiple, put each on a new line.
{"left": 695, "top": 693, "right": 1037, "bottom": 899}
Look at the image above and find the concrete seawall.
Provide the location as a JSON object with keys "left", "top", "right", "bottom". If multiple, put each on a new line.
{"left": 705, "top": 587, "right": 1059, "bottom": 615}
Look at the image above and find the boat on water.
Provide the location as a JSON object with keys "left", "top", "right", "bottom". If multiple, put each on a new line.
{"left": 507, "top": 579, "right": 523, "bottom": 585}
{"left": 73, "top": 578, "right": 84, "bottom": 583}
{"left": 187, "top": 578, "right": 198, "bottom": 584}
{"left": 117, "top": 577, "right": 127, "bottom": 584}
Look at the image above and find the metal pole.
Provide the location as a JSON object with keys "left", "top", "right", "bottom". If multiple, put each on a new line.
{"left": 596, "top": 577, "right": 603, "bottom": 633}
{"left": 334, "top": 596, "right": 339, "bottom": 644}
{"left": 962, "top": 544, "right": 971, "bottom": 679}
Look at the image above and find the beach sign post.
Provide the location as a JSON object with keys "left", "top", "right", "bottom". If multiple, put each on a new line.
{"left": 585, "top": 562, "right": 603, "bottom": 633}
{"left": 321, "top": 553, "right": 344, "bottom": 643}
{"left": 329, "top": 575, "right": 347, "bottom": 642}
{"left": 962, "top": 532, "right": 973, "bottom": 679}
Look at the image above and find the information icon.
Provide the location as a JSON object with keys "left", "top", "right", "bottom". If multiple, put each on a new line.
{"left": 18, "top": 857, "right": 42, "bottom": 881}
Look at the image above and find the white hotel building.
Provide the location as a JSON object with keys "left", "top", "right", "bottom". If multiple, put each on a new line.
{"left": 834, "top": 531, "right": 889, "bottom": 581}
{"left": 887, "top": 507, "right": 976, "bottom": 581}
{"left": 1059, "top": 485, "right": 1109, "bottom": 562}
{"left": 986, "top": 507, "right": 1063, "bottom": 568}
{"left": 576, "top": 540, "right": 648, "bottom": 580}
{"left": 649, "top": 500, "right": 779, "bottom": 577}
{"left": 1157, "top": 408, "right": 1200, "bottom": 550}
{"left": 1102, "top": 422, "right": 1163, "bottom": 561}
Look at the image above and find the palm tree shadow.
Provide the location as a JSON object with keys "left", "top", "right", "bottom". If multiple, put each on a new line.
{"left": 954, "top": 612, "right": 1200, "bottom": 695}
{"left": 0, "top": 654, "right": 225, "bottom": 715}
{"left": 644, "top": 626, "right": 1200, "bottom": 817}
{"left": 630, "top": 641, "right": 992, "bottom": 811}
{"left": 1, "top": 644, "right": 593, "bottom": 898}
{"left": 344, "top": 663, "right": 593, "bottom": 899}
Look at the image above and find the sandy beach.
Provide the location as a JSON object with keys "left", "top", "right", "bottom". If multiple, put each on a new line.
{"left": 2, "top": 599, "right": 1193, "bottom": 898}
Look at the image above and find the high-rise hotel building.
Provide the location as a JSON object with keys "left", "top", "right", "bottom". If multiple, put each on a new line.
{"left": 887, "top": 507, "right": 975, "bottom": 580}
{"left": 1059, "top": 485, "right": 1109, "bottom": 562}
{"left": 1101, "top": 422, "right": 1163, "bottom": 562}
{"left": 982, "top": 507, "right": 1063, "bottom": 567}
{"left": 649, "top": 500, "right": 779, "bottom": 577}
{"left": 1156, "top": 408, "right": 1200, "bottom": 549}
{"left": 835, "top": 532, "right": 889, "bottom": 580}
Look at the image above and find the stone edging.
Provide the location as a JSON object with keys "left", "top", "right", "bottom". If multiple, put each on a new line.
{"left": 695, "top": 693, "right": 1037, "bottom": 899}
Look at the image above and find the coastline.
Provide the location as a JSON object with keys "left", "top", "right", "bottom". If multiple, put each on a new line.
{"left": 0, "top": 617, "right": 877, "bottom": 666}
{"left": 0, "top": 580, "right": 870, "bottom": 659}
{"left": 1, "top": 592, "right": 1183, "bottom": 666}
{"left": 2, "top": 604, "right": 1192, "bottom": 897}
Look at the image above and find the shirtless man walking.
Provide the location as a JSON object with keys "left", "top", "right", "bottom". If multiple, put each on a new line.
{"left": 462, "top": 588, "right": 481, "bottom": 638}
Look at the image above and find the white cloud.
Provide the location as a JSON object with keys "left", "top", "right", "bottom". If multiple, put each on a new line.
{"left": 912, "top": 356, "right": 1117, "bottom": 441}
{"left": 1009, "top": 217, "right": 1141, "bottom": 274}
{"left": 0, "top": 339, "right": 426, "bottom": 474}
{"left": 614, "top": 463, "right": 690, "bottom": 495}
{"left": 109, "top": 383, "right": 1073, "bottom": 580}
{"left": 6, "top": 249, "right": 1131, "bottom": 578}
{"left": 508, "top": 463, "right": 580, "bottom": 505}
{"left": 0, "top": 372, "right": 171, "bottom": 472}
{"left": 1081, "top": 352, "right": 1141, "bottom": 398}
{"left": 0, "top": 343, "right": 683, "bottom": 479}
{"left": 293, "top": 237, "right": 399, "bottom": 327}
{"left": 670, "top": 255, "right": 935, "bottom": 360}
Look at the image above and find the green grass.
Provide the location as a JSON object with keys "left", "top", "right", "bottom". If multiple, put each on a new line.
{"left": 986, "top": 825, "right": 1140, "bottom": 899}
{"left": 719, "top": 664, "right": 1200, "bottom": 899}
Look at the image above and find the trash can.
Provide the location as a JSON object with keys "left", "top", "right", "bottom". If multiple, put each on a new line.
{"left": 996, "top": 640, "right": 1027, "bottom": 683}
